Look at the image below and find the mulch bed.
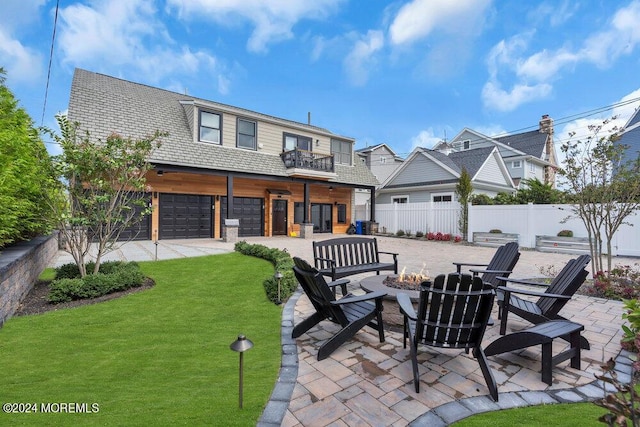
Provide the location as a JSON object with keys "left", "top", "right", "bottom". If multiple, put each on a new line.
{"left": 14, "top": 278, "right": 155, "bottom": 317}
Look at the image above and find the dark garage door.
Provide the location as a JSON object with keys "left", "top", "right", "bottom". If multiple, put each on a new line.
{"left": 118, "top": 193, "right": 151, "bottom": 241}
{"left": 159, "top": 193, "right": 213, "bottom": 239}
{"left": 221, "top": 197, "right": 264, "bottom": 237}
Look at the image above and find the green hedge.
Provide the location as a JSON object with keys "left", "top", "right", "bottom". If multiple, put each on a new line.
{"left": 0, "top": 70, "right": 58, "bottom": 249}
{"left": 48, "top": 262, "right": 145, "bottom": 303}
{"left": 234, "top": 241, "right": 298, "bottom": 304}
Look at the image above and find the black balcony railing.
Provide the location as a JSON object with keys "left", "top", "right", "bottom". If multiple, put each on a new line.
{"left": 280, "top": 148, "right": 334, "bottom": 173}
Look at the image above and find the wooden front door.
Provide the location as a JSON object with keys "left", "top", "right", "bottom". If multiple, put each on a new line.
{"left": 272, "top": 199, "right": 288, "bottom": 236}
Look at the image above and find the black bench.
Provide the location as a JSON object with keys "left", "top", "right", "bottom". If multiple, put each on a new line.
{"left": 313, "top": 237, "right": 398, "bottom": 295}
{"left": 485, "top": 320, "right": 584, "bottom": 385}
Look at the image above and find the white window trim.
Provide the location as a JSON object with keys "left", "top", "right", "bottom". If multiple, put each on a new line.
{"left": 512, "top": 160, "right": 522, "bottom": 168}
{"left": 529, "top": 162, "right": 536, "bottom": 172}
{"left": 236, "top": 117, "right": 257, "bottom": 150}
{"left": 198, "top": 110, "right": 222, "bottom": 144}
{"left": 391, "top": 195, "right": 409, "bottom": 203}
{"left": 432, "top": 192, "right": 454, "bottom": 202}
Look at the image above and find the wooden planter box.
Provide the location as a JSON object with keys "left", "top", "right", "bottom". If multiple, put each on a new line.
{"left": 473, "top": 232, "right": 519, "bottom": 247}
{"left": 535, "top": 235, "right": 592, "bottom": 255}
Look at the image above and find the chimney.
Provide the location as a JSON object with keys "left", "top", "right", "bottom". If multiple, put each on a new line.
{"left": 539, "top": 114, "right": 554, "bottom": 135}
{"left": 308, "top": 112, "right": 311, "bottom": 125}
{"left": 539, "top": 114, "right": 556, "bottom": 187}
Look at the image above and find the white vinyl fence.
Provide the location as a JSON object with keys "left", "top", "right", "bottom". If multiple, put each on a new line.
{"left": 371, "top": 202, "right": 460, "bottom": 236}
{"left": 357, "top": 202, "right": 640, "bottom": 256}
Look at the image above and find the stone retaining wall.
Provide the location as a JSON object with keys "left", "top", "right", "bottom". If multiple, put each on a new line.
{"left": 0, "top": 235, "right": 58, "bottom": 326}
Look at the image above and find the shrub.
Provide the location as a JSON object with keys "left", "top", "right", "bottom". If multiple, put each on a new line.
{"left": 55, "top": 260, "right": 125, "bottom": 279}
{"left": 454, "top": 235, "right": 462, "bottom": 243}
{"left": 582, "top": 264, "right": 640, "bottom": 301}
{"left": 48, "top": 262, "right": 144, "bottom": 303}
{"left": 405, "top": 230, "right": 412, "bottom": 237}
{"left": 621, "top": 298, "right": 640, "bottom": 353}
{"left": 557, "top": 229, "right": 574, "bottom": 237}
{"left": 415, "top": 231, "right": 424, "bottom": 238}
{"left": 234, "top": 241, "right": 296, "bottom": 304}
{"left": 489, "top": 229, "right": 502, "bottom": 234}
{"left": 396, "top": 230, "right": 405, "bottom": 237}
{"left": 427, "top": 232, "right": 435, "bottom": 240}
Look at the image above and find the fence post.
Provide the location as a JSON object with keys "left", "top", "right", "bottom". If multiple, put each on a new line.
{"left": 527, "top": 203, "right": 535, "bottom": 248}
{"left": 467, "top": 203, "right": 474, "bottom": 243}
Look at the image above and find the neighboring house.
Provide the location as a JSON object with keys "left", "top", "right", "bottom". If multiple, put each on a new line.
{"left": 354, "top": 144, "right": 404, "bottom": 205}
{"left": 618, "top": 107, "right": 640, "bottom": 166}
{"left": 68, "top": 69, "right": 378, "bottom": 240}
{"left": 435, "top": 115, "right": 558, "bottom": 188}
{"left": 377, "top": 146, "right": 515, "bottom": 204}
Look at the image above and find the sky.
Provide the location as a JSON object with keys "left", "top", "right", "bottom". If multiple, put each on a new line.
{"left": 2, "top": 0, "right": 640, "bottom": 161}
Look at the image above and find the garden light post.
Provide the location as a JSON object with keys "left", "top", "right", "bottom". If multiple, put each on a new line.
{"left": 274, "top": 271, "right": 283, "bottom": 305}
{"left": 230, "top": 334, "right": 253, "bottom": 409}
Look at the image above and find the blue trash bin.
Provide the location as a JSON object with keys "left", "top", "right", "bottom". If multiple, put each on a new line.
{"left": 355, "top": 220, "right": 364, "bottom": 235}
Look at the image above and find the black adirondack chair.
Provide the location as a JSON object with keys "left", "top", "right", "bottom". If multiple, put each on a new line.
{"left": 453, "top": 241, "right": 520, "bottom": 289}
{"left": 398, "top": 273, "right": 498, "bottom": 401}
{"left": 497, "top": 254, "right": 591, "bottom": 349}
{"left": 292, "top": 257, "right": 387, "bottom": 361}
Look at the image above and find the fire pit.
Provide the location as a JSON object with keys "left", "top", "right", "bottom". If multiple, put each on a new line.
{"left": 360, "top": 272, "right": 431, "bottom": 329}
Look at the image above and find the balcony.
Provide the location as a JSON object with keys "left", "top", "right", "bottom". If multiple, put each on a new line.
{"left": 280, "top": 148, "right": 337, "bottom": 179}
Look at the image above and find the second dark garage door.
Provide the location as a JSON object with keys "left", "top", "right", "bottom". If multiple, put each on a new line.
{"left": 221, "top": 197, "right": 264, "bottom": 237}
{"left": 159, "top": 193, "right": 213, "bottom": 239}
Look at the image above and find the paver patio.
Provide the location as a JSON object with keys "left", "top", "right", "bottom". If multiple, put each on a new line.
{"left": 51, "top": 235, "right": 637, "bottom": 425}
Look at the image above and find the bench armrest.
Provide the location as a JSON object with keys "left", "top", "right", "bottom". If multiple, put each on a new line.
{"left": 397, "top": 293, "right": 417, "bottom": 320}
{"left": 497, "top": 286, "right": 571, "bottom": 300}
{"left": 496, "top": 276, "right": 550, "bottom": 288}
{"left": 332, "top": 290, "right": 387, "bottom": 305}
{"left": 378, "top": 251, "right": 399, "bottom": 260}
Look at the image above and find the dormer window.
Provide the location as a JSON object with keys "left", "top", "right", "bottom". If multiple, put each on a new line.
{"left": 331, "top": 139, "right": 352, "bottom": 165}
{"left": 199, "top": 111, "right": 221, "bottom": 144}
{"left": 237, "top": 118, "right": 256, "bottom": 150}
{"left": 463, "top": 140, "right": 470, "bottom": 150}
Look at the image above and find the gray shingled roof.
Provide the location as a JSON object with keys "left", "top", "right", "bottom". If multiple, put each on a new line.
{"left": 448, "top": 146, "right": 496, "bottom": 176}
{"left": 68, "top": 69, "right": 378, "bottom": 187}
{"left": 494, "top": 130, "right": 547, "bottom": 158}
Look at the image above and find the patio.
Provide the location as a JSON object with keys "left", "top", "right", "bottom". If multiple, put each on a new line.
{"left": 51, "top": 236, "right": 636, "bottom": 425}
{"left": 250, "top": 236, "right": 633, "bottom": 426}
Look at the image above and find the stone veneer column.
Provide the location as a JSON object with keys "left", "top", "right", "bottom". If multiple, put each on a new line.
{"left": 300, "top": 223, "right": 314, "bottom": 239}
{"left": 222, "top": 219, "right": 239, "bottom": 243}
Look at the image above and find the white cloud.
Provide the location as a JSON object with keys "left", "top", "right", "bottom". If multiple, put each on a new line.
{"left": 0, "top": 0, "right": 46, "bottom": 83}
{"left": 57, "top": 0, "right": 229, "bottom": 91}
{"left": 389, "top": 0, "right": 492, "bottom": 46}
{"left": 0, "top": 29, "right": 43, "bottom": 83}
{"left": 343, "top": 30, "right": 384, "bottom": 86}
{"left": 483, "top": 1, "right": 640, "bottom": 112}
{"left": 166, "top": 0, "right": 344, "bottom": 53}
{"left": 481, "top": 81, "right": 552, "bottom": 113}
{"left": 410, "top": 128, "right": 442, "bottom": 150}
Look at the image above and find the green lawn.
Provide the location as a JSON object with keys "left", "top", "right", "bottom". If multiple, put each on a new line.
{"left": 453, "top": 402, "right": 609, "bottom": 426}
{"left": 0, "top": 253, "right": 282, "bottom": 426}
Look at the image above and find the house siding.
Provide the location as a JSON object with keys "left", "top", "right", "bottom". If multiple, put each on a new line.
{"left": 388, "top": 154, "right": 454, "bottom": 186}
{"left": 477, "top": 154, "right": 508, "bottom": 184}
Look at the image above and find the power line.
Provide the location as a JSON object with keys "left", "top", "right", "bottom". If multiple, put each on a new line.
{"left": 379, "top": 96, "right": 640, "bottom": 157}
{"left": 41, "top": 0, "right": 60, "bottom": 127}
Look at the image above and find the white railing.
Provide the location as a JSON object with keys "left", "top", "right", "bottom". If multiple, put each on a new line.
{"left": 355, "top": 202, "right": 640, "bottom": 256}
